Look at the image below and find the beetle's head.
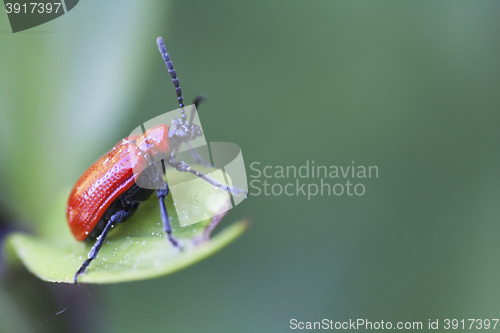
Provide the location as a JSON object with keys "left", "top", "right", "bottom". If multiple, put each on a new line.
{"left": 169, "top": 96, "right": 205, "bottom": 146}
{"left": 169, "top": 117, "right": 203, "bottom": 143}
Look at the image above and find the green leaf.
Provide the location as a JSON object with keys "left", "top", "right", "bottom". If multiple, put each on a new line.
{"left": 4, "top": 168, "right": 248, "bottom": 284}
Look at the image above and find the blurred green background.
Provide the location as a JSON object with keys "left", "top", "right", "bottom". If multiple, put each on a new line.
{"left": 1, "top": 1, "right": 500, "bottom": 332}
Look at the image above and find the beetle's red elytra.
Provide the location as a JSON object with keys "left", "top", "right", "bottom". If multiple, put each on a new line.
{"left": 67, "top": 124, "right": 170, "bottom": 241}
{"left": 67, "top": 37, "right": 247, "bottom": 284}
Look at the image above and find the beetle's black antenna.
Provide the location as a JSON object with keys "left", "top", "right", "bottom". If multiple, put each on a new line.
{"left": 157, "top": 37, "right": 186, "bottom": 122}
{"left": 189, "top": 96, "right": 206, "bottom": 125}
{"left": 193, "top": 96, "right": 204, "bottom": 109}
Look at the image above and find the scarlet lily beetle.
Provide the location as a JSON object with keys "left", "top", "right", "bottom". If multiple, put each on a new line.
{"left": 67, "top": 37, "right": 245, "bottom": 284}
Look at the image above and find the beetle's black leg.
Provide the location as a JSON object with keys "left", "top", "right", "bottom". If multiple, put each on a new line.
{"left": 167, "top": 158, "right": 247, "bottom": 196}
{"left": 193, "top": 200, "right": 231, "bottom": 246}
{"left": 74, "top": 209, "right": 132, "bottom": 284}
{"left": 157, "top": 184, "right": 181, "bottom": 249}
{"left": 161, "top": 159, "right": 167, "bottom": 175}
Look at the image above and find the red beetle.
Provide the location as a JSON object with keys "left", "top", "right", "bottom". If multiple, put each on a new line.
{"left": 67, "top": 37, "right": 245, "bottom": 284}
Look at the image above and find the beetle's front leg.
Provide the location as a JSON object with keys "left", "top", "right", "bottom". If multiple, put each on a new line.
{"left": 74, "top": 209, "right": 132, "bottom": 284}
{"left": 167, "top": 158, "right": 247, "bottom": 196}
